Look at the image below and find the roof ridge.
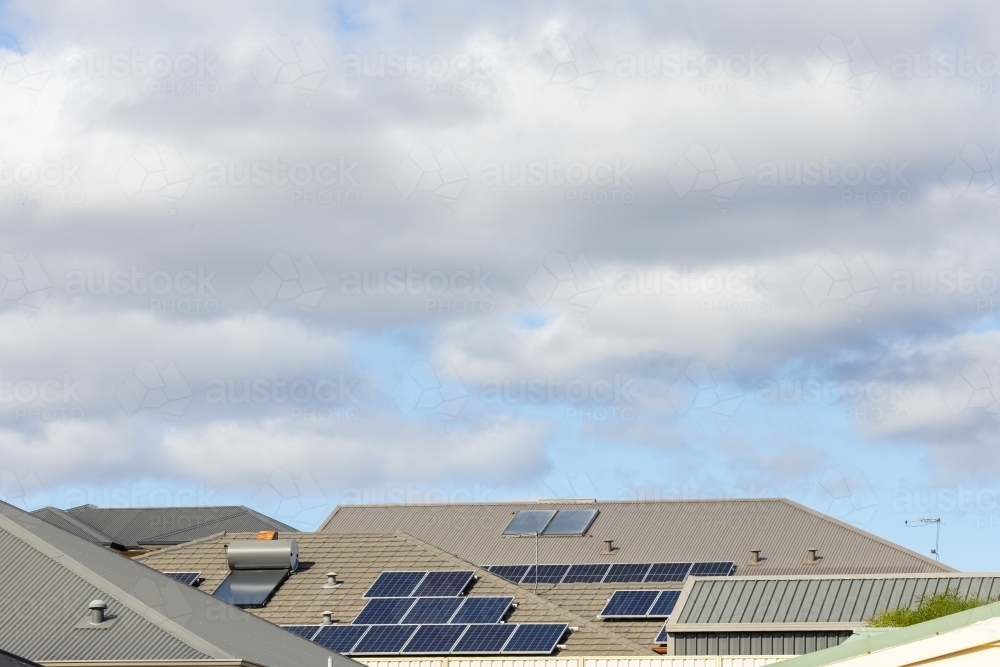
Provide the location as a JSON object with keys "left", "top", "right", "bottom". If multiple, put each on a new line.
{"left": 32, "top": 506, "right": 120, "bottom": 545}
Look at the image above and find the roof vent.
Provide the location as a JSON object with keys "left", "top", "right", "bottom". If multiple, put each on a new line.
{"left": 89, "top": 600, "right": 108, "bottom": 625}
{"left": 749, "top": 549, "right": 763, "bottom": 565}
{"left": 804, "top": 548, "right": 821, "bottom": 565}
{"left": 323, "top": 572, "right": 341, "bottom": 589}
{"left": 602, "top": 539, "right": 615, "bottom": 555}
{"left": 322, "top": 611, "right": 336, "bottom": 625}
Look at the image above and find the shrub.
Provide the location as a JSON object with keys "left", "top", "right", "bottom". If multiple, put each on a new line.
{"left": 867, "top": 590, "right": 998, "bottom": 628}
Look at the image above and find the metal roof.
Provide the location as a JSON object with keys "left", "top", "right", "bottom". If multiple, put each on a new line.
{"left": 319, "top": 499, "right": 953, "bottom": 577}
{"left": 668, "top": 574, "right": 1000, "bottom": 632}
{"left": 0, "top": 649, "right": 41, "bottom": 667}
{"left": 0, "top": 501, "right": 355, "bottom": 667}
{"left": 31, "top": 505, "right": 294, "bottom": 550}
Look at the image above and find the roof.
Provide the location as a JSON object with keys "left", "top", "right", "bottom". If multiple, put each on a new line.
{"left": 319, "top": 499, "right": 953, "bottom": 576}
{"left": 0, "top": 649, "right": 41, "bottom": 667}
{"left": 776, "top": 599, "right": 1000, "bottom": 667}
{"left": 136, "top": 531, "right": 654, "bottom": 656}
{"left": 0, "top": 500, "right": 354, "bottom": 667}
{"left": 31, "top": 505, "right": 294, "bottom": 550}
{"left": 668, "top": 573, "right": 1000, "bottom": 632}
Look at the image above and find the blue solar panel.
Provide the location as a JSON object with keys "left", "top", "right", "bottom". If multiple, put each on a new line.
{"left": 165, "top": 572, "right": 201, "bottom": 586}
{"left": 690, "top": 561, "right": 735, "bottom": 577}
{"left": 402, "top": 598, "right": 464, "bottom": 624}
{"left": 600, "top": 590, "right": 661, "bottom": 617}
{"left": 352, "top": 625, "right": 418, "bottom": 654}
{"left": 502, "top": 624, "right": 567, "bottom": 654}
{"left": 453, "top": 624, "right": 517, "bottom": 654}
{"left": 648, "top": 590, "right": 681, "bottom": 617}
{"left": 488, "top": 565, "right": 529, "bottom": 583}
{"left": 413, "top": 571, "right": 475, "bottom": 597}
{"left": 402, "top": 624, "right": 468, "bottom": 654}
{"left": 354, "top": 598, "right": 417, "bottom": 624}
{"left": 283, "top": 625, "right": 320, "bottom": 641}
{"left": 563, "top": 563, "right": 610, "bottom": 583}
{"left": 313, "top": 625, "right": 370, "bottom": 653}
{"left": 364, "top": 571, "right": 427, "bottom": 597}
{"left": 654, "top": 625, "right": 668, "bottom": 644}
{"left": 451, "top": 597, "right": 513, "bottom": 624}
{"left": 645, "top": 563, "right": 692, "bottom": 582}
{"left": 604, "top": 563, "right": 651, "bottom": 582}
{"left": 522, "top": 564, "right": 570, "bottom": 584}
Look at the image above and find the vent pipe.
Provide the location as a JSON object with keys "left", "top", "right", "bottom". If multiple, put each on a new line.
{"left": 89, "top": 600, "right": 108, "bottom": 625}
{"left": 323, "top": 572, "right": 340, "bottom": 588}
{"left": 602, "top": 539, "right": 615, "bottom": 555}
{"left": 805, "top": 548, "right": 820, "bottom": 564}
{"left": 749, "top": 549, "right": 762, "bottom": 565}
{"left": 322, "top": 611, "right": 335, "bottom": 625}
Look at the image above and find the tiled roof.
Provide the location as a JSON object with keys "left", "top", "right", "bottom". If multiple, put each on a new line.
{"left": 137, "top": 531, "right": 655, "bottom": 656}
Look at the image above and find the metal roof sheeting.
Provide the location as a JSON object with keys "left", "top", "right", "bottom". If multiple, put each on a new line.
{"left": 320, "top": 499, "right": 952, "bottom": 577}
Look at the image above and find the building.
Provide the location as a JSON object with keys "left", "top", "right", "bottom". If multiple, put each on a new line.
{"left": 0, "top": 500, "right": 350, "bottom": 667}
{"left": 30, "top": 505, "right": 294, "bottom": 554}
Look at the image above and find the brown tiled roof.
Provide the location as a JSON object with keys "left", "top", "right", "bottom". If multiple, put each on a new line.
{"left": 137, "top": 531, "right": 654, "bottom": 656}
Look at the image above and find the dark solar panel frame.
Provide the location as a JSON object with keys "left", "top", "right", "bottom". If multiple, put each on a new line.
{"left": 487, "top": 565, "right": 530, "bottom": 583}
{"left": 654, "top": 626, "right": 669, "bottom": 645}
{"left": 402, "top": 597, "right": 465, "bottom": 624}
{"left": 690, "top": 561, "right": 736, "bottom": 577}
{"left": 313, "top": 624, "right": 370, "bottom": 653}
{"left": 648, "top": 590, "right": 681, "bottom": 617}
{"left": 603, "top": 563, "right": 652, "bottom": 582}
{"left": 451, "top": 597, "right": 514, "bottom": 624}
{"left": 502, "top": 624, "right": 568, "bottom": 654}
{"left": 412, "top": 571, "right": 475, "bottom": 597}
{"left": 353, "top": 597, "right": 418, "bottom": 625}
{"left": 599, "top": 589, "right": 661, "bottom": 617}
{"left": 352, "top": 624, "right": 418, "bottom": 655}
{"left": 452, "top": 623, "right": 517, "bottom": 654}
{"left": 562, "top": 563, "right": 610, "bottom": 583}
{"left": 401, "top": 624, "right": 468, "bottom": 654}
{"left": 522, "top": 564, "right": 571, "bottom": 584}
{"left": 645, "top": 562, "right": 692, "bottom": 582}
{"left": 283, "top": 625, "right": 320, "bottom": 641}
{"left": 165, "top": 571, "right": 201, "bottom": 586}
{"left": 364, "top": 571, "right": 428, "bottom": 598}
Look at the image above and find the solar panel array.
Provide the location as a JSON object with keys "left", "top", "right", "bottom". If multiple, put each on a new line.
{"left": 284, "top": 623, "right": 567, "bottom": 655}
{"left": 365, "top": 571, "right": 475, "bottom": 598}
{"left": 354, "top": 596, "right": 513, "bottom": 624}
{"left": 486, "top": 561, "right": 735, "bottom": 584}
{"left": 654, "top": 625, "right": 669, "bottom": 645}
{"left": 165, "top": 571, "right": 201, "bottom": 586}
{"left": 599, "top": 590, "right": 681, "bottom": 618}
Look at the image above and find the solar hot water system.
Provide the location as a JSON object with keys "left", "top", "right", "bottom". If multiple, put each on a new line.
{"left": 213, "top": 537, "right": 298, "bottom": 607}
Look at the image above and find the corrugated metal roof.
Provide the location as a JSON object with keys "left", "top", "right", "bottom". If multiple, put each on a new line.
{"left": 0, "top": 648, "right": 42, "bottom": 667}
{"left": 670, "top": 574, "right": 1000, "bottom": 630}
{"left": 28, "top": 507, "right": 120, "bottom": 548}
{"left": 0, "top": 501, "right": 355, "bottom": 667}
{"left": 31, "top": 506, "right": 294, "bottom": 550}
{"left": 319, "top": 499, "right": 952, "bottom": 577}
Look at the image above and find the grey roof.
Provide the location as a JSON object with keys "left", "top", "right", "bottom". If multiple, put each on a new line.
{"left": 0, "top": 649, "right": 40, "bottom": 667}
{"left": 669, "top": 573, "right": 1000, "bottom": 632}
{"left": 31, "top": 505, "right": 294, "bottom": 550}
{"left": 320, "top": 499, "right": 952, "bottom": 576}
{"left": 0, "top": 500, "right": 355, "bottom": 667}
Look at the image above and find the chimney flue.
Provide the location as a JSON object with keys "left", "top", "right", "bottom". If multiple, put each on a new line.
{"left": 749, "top": 549, "right": 762, "bottom": 565}
{"left": 322, "top": 611, "right": 335, "bottom": 625}
{"left": 805, "top": 548, "right": 820, "bottom": 564}
{"left": 602, "top": 539, "right": 615, "bottom": 555}
{"left": 89, "top": 600, "right": 108, "bottom": 625}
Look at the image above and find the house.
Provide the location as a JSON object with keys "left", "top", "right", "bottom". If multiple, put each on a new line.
{"left": 0, "top": 500, "right": 352, "bottom": 667}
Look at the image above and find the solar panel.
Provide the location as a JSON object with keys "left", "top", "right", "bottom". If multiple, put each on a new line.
{"left": 451, "top": 597, "right": 513, "bottom": 624}
{"left": 645, "top": 563, "right": 692, "bottom": 582}
{"left": 654, "top": 625, "right": 668, "bottom": 645}
{"left": 563, "top": 563, "right": 610, "bottom": 583}
{"left": 402, "top": 624, "right": 468, "bottom": 654}
{"left": 502, "top": 624, "right": 567, "bottom": 654}
{"left": 313, "top": 625, "right": 369, "bottom": 653}
{"left": 283, "top": 625, "right": 320, "bottom": 641}
{"left": 488, "top": 565, "right": 529, "bottom": 583}
{"left": 690, "top": 561, "right": 735, "bottom": 577}
{"left": 212, "top": 569, "right": 287, "bottom": 607}
{"left": 604, "top": 563, "right": 651, "bottom": 582}
{"left": 503, "top": 510, "right": 557, "bottom": 535}
{"left": 452, "top": 623, "right": 517, "bottom": 654}
{"left": 165, "top": 572, "right": 201, "bottom": 586}
{"left": 364, "top": 571, "right": 427, "bottom": 597}
{"left": 522, "top": 564, "right": 570, "bottom": 584}
{"left": 412, "top": 571, "right": 475, "bottom": 597}
{"left": 542, "top": 509, "right": 599, "bottom": 535}
{"left": 352, "top": 624, "right": 417, "bottom": 655}
{"left": 599, "top": 590, "right": 661, "bottom": 617}
{"left": 354, "top": 598, "right": 417, "bottom": 625}
{"left": 648, "top": 590, "right": 681, "bottom": 617}
{"left": 402, "top": 597, "right": 464, "bottom": 624}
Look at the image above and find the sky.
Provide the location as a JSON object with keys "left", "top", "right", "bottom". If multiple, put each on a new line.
{"left": 0, "top": 0, "right": 999, "bottom": 571}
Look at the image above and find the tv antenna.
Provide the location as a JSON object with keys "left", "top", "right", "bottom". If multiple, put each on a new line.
{"left": 906, "top": 518, "right": 942, "bottom": 561}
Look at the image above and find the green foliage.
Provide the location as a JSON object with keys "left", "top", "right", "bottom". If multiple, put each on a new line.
{"left": 867, "top": 590, "right": 998, "bottom": 628}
